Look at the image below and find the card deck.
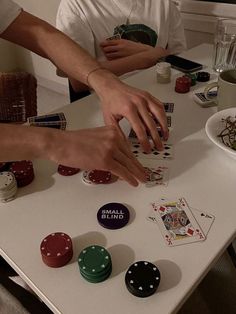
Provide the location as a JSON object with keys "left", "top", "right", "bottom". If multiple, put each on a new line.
{"left": 130, "top": 139, "right": 174, "bottom": 160}
{"left": 144, "top": 166, "right": 169, "bottom": 187}
{"left": 163, "top": 102, "right": 174, "bottom": 113}
{"left": 28, "top": 113, "right": 67, "bottom": 130}
{"left": 148, "top": 197, "right": 206, "bottom": 246}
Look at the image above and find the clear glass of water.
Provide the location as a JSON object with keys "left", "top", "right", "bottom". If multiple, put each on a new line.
{"left": 213, "top": 18, "right": 236, "bottom": 73}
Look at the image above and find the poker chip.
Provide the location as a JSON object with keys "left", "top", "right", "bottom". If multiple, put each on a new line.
{"left": 88, "top": 170, "right": 111, "bottom": 184}
{"left": 183, "top": 73, "right": 197, "bottom": 86}
{"left": 78, "top": 245, "right": 112, "bottom": 283}
{"left": 40, "top": 232, "right": 73, "bottom": 268}
{"left": 125, "top": 261, "right": 161, "bottom": 298}
{"left": 97, "top": 202, "right": 130, "bottom": 229}
{"left": 57, "top": 164, "right": 80, "bottom": 176}
{"left": 0, "top": 162, "right": 8, "bottom": 172}
{"left": 0, "top": 172, "right": 17, "bottom": 203}
{"left": 175, "top": 76, "right": 191, "bottom": 93}
{"left": 9, "top": 160, "right": 34, "bottom": 187}
{"left": 196, "top": 71, "right": 210, "bottom": 82}
{"left": 82, "top": 170, "right": 117, "bottom": 185}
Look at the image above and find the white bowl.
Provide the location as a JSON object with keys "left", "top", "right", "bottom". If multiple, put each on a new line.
{"left": 205, "top": 108, "right": 236, "bottom": 159}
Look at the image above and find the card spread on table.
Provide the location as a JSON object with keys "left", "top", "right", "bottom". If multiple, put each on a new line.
{"left": 130, "top": 139, "right": 174, "bottom": 160}
{"left": 147, "top": 197, "right": 206, "bottom": 246}
{"left": 128, "top": 115, "right": 172, "bottom": 140}
{"left": 144, "top": 166, "right": 169, "bottom": 187}
{"left": 28, "top": 112, "right": 67, "bottom": 130}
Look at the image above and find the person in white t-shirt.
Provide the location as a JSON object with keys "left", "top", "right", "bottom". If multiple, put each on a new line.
{"left": 0, "top": 0, "right": 171, "bottom": 186}
{"left": 56, "top": 0, "right": 186, "bottom": 95}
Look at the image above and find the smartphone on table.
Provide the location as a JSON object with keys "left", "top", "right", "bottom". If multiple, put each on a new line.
{"left": 165, "top": 55, "right": 203, "bottom": 73}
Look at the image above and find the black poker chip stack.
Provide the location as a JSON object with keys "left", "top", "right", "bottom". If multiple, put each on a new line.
{"left": 125, "top": 261, "right": 161, "bottom": 298}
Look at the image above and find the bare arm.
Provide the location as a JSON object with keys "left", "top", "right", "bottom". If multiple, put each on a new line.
{"left": 70, "top": 45, "right": 169, "bottom": 93}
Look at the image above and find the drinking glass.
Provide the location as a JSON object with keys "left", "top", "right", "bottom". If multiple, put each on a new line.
{"left": 213, "top": 18, "right": 236, "bottom": 73}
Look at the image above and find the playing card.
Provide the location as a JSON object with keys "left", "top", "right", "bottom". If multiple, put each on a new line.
{"left": 150, "top": 197, "right": 205, "bottom": 246}
{"left": 190, "top": 207, "right": 215, "bottom": 236}
{"left": 28, "top": 113, "right": 67, "bottom": 130}
{"left": 147, "top": 205, "right": 214, "bottom": 236}
{"left": 128, "top": 115, "right": 172, "bottom": 139}
{"left": 130, "top": 139, "right": 174, "bottom": 160}
{"left": 106, "top": 34, "right": 121, "bottom": 40}
{"left": 144, "top": 166, "right": 169, "bottom": 187}
{"left": 163, "top": 102, "right": 174, "bottom": 113}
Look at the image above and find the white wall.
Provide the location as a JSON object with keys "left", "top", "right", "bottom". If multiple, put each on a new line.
{"left": 14, "top": 0, "right": 68, "bottom": 94}
{"left": 0, "top": 40, "right": 18, "bottom": 72}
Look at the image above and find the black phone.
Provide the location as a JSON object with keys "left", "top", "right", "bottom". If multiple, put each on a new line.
{"left": 165, "top": 55, "right": 203, "bottom": 73}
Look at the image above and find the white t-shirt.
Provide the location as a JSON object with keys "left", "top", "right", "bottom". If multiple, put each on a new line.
{"left": 56, "top": 0, "right": 186, "bottom": 63}
{"left": 0, "top": 0, "right": 22, "bottom": 34}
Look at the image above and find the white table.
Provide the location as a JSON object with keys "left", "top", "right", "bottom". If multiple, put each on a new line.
{"left": 1, "top": 44, "right": 236, "bottom": 314}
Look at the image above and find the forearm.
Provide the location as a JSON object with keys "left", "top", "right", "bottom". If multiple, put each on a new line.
{"left": 69, "top": 47, "right": 168, "bottom": 93}
{"left": 1, "top": 11, "right": 101, "bottom": 86}
{"left": 0, "top": 124, "right": 57, "bottom": 162}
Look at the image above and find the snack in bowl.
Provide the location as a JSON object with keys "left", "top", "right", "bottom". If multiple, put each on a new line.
{"left": 205, "top": 108, "right": 236, "bottom": 159}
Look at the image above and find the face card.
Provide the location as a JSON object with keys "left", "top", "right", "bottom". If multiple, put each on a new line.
{"left": 106, "top": 34, "right": 121, "bottom": 40}
{"left": 144, "top": 166, "right": 169, "bottom": 187}
{"left": 130, "top": 139, "right": 174, "bottom": 160}
{"left": 163, "top": 102, "right": 174, "bottom": 113}
{"left": 150, "top": 197, "right": 205, "bottom": 246}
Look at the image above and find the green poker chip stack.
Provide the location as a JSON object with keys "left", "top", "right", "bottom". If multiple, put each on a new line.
{"left": 78, "top": 245, "right": 112, "bottom": 283}
{"left": 183, "top": 73, "right": 197, "bottom": 86}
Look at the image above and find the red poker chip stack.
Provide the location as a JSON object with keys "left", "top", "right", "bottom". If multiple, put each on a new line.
{"left": 175, "top": 76, "right": 191, "bottom": 93}
{"left": 0, "top": 162, "right": 8, "bottom": 172}
{"left": 40, "top": 232, "right": 73, "bottom": 268}
{"left": 9, "top": 160, "right": 34, "bottom": 187}
{"left": 57, "top": 164, "right": 80, "bottom": 176}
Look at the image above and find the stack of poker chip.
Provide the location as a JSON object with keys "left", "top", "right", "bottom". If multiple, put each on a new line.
{"left": 125, "top": 261, "right": 161, "bottom": 298}
{"left": 82, "top": 170, "right": 117, "bottom": 185}
{"left": 0, "top": 172, "right": 17, "bottom": 203}
{"left": 196, "top": 71, "right": 210, "bottom": 82}
{"left": 183, "top": 73, "right": 197, "bottom": 86}
{"left": 0, "top": 162, "right": 9, "bottom": 172}
{"left": 40, "top": 232, "right": 73, "bottom": 268}
{"left": 78, "top": 245, "right": 112, "bottom": 283}
{"left": 175, "top": 76, "right": 191, "bottom": 93}
{"left": 156, "top": 62, "right": 171, "bottom": 84}
{"left": 9, "top": 160, "right": 34, "bottom": 187}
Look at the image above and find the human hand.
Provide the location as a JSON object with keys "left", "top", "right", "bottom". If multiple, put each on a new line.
{"left": 92, "top": 75, "right": 169, "bottom": 153}
{"left": 100, "top": 39, "right": 152, "bottom": 60}
{"left": 48, "top": 126, "right": 146, "bottom": 186}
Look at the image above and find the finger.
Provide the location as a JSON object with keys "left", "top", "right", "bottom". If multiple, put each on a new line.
{"left": 113, "top": 149, "right": 146, "bottom": 184}
{"left": 104, "top": 52, "right": 123, "bottom": 60}
{"left": 102, "top": 45, "right": 120, "bottom": 54}
{"left": 148, "top": 95, "right": 169, "bottom": 141}
{"left": 137, "top": 103, "right": 164, "bottom": 151}
{"left": 100, "top": 40, "right": 120, "bottom": 47}
{"left": 109, "top": 160, "right": 139, "bottom": 187}
{"left": 125, "top": 103, "right": 152, "bottom": 153}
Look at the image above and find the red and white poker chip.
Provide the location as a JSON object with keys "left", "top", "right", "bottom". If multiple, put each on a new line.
{"left": 9, "top": 160, "right": 34, "bottom": 187}
{"left": 40, "top": 232, "right": 73, "bottom": 268}
{"left": 88, "top": 170, "right": 112, "bottom": 184}
{"left": 57, "top": 165, "right": 80, "bottom": 176}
